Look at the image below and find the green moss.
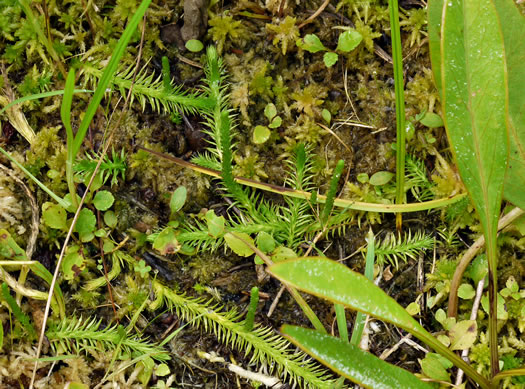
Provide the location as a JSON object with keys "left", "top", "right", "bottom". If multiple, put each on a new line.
{"left": 233, "top": 146, "right": 269, "bottom": 181}
{"left": 400, "top": 8, "right": 428, "bottom": 48}
{"left": 291, "top": 85, "right": 326, "bottom": 118}
{"left": 266, "top": 16, "right": 299, "bottom": 55}
{"left": 189, "top": 253, "right": 233, "bottom": 284}
{"left": 208, "top": 12, "right": 245, "bottom": 54}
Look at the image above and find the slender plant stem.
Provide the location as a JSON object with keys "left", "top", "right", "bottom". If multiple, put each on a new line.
{"left": 388, "top": 0, "right": 407, "bottom": 231}
{"left": 140, "top": 147, "right": 467, "bottom": 214}
{"left": 350, "top": 229, "right": 375, "bottom": 346}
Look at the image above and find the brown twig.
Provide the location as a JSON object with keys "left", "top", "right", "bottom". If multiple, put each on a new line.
{"left": 298, "top": 0, "right": 331, "bottom": 29}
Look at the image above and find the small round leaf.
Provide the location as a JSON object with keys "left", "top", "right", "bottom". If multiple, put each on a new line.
{"left": 224, "top": 232, "right": 254, "bottom": 257}
{"left": 322, "top": 109, "right": 331, "bottom": 125}
{"left": 75, "top": 208, "right": 96, "bottom": 235}
{"left": 42, "top": 202, "right": 67, "bottom": 230}
{"left": 170, "top": 186, "right": 187, "bottom": 213}
{"left": 336, "top": 29, "right": 363, "bottom": 52}
{"left": 458, "top": 283, "right": 476, "bottom": 300}
{"left": 253, "top": 125, "right": 271, "bottom": 144}
{"left": 104, "top": 210, "right": 118, "bottom": 228}
{"left": 264, "top": 103, "right": 277, "bottom": 120}
{"left": 185, "top": 39, "right": 204, "bottom": 52}
{"left": 369, "top": 171, "right": 394, "bottom": 186}
{"left": 268, "top": 116, "right": 282, "bottom": 129}
{"left": 323, "top": 52, "right": 338, "bottom": 67}
{"left": 419, "top": 112, "right": 444, "bottom": 128}
{"left": 93, "top": 190, "right": 115, "bottom": 211}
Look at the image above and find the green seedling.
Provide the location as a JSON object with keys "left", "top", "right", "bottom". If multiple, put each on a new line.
{"left": 253, "top": 103, "right": 282, "bottom": 144}
{"left": 296, "top": 28, "right": 363, "bottom": 68}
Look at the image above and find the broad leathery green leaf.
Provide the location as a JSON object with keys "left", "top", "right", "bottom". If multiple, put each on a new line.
{"left": 269, "top": 258, "right": 427, "bottom": 336}
{"left": 441, "top": 0, "right": 508, "bottom": 242}
{"left": 441, "top": 3, "right": 508, "bottom": 372}
{"left": 493, "top": 0, "right": 525, "bottom": 211}
{"left": 268, "top": 257, "right": 492, "bottom": 388}
{"left": 430, "top": 0, "right": 525, "bottom": 211}
{"left": 282, "top": 325, "right": 432, "bottom": 389}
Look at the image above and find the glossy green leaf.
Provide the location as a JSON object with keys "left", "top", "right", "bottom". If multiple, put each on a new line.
{"left": 268, "top": 257, "right": 490, "bottom": 387}
{"left": 441, "top": 1, "right": 509, "bottom": 372}
{"left": 282, "top": 325, "right": 432, "bottom": 389}
{"left": 427, "top": 0, "right": 444, "bottom": 95}
{"left": 493, "top": 0, "right": 525, "bottom": 211}
{"left": 269, "top": 258, "right": 426, "bottom": 335}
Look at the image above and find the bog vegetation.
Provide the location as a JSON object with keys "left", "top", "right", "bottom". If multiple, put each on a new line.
{"left": 1, "top": 0, "right": 525, "bottom": 388}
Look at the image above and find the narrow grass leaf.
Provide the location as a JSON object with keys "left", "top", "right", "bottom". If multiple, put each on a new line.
{"left": 72, "top": 0, "right": 152, "bottom": 156}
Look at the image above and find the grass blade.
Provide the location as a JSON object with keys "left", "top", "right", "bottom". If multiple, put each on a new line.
{"left": 388, "top": 0, "right": 407, "bottom": 230}
{"left": 72, "top": 0, "right": 152, "bottom": 157}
